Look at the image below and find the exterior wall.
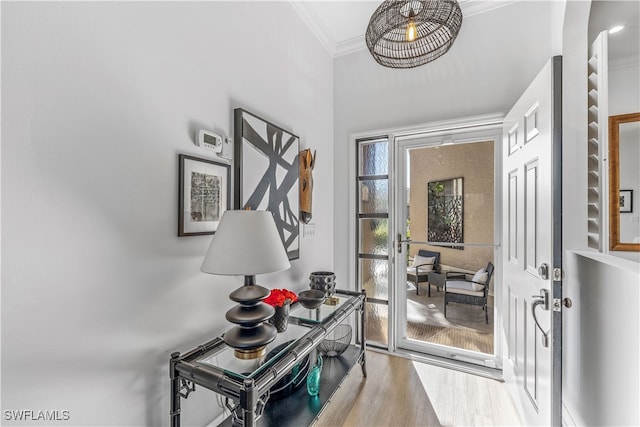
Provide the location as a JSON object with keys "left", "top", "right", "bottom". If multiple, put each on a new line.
{"left": 409, "top": 141, "right": 494, "bottom": 271}
{"left": 1, "top": 2, "right": 333, "bottom": 426}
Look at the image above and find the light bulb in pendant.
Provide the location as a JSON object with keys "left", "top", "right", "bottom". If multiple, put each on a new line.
{"left": 406, "top": 11, "right": 417, "bottom": 42}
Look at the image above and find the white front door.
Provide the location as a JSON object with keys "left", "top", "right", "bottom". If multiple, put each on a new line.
{"left": 502, "top": 56, "right": 563, "bottom": 425}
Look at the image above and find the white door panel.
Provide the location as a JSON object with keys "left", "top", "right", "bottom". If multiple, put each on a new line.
{"left": 502, "top": 56, "right": 562, "bottom": 426}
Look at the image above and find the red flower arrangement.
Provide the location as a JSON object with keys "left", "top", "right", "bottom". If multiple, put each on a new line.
{"left": 264, "top": 288, "right": 298, "bottom": 307}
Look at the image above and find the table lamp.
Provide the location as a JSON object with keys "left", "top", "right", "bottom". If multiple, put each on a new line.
{"left": 201, "top": 209, "right": 291, "bottom": 359}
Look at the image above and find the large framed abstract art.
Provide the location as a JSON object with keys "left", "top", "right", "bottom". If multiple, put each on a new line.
{"left": 234, "top": 108, "right": 300, "bottom": 260}
{"left": 178, "top": 154, "right": 231, "bottom": 237}
{"left": 427, "top": 177, "right": 464, "bottom": 250}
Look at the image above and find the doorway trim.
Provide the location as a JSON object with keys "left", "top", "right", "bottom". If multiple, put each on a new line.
{"left": 349, "top": 113, "right": 505, "bottom": 365}
{"left": 395, "top": 123, "right": 504, "bottom": 369}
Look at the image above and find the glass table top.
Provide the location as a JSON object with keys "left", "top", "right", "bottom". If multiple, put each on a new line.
{"left": 289, "top": 293, "right": 351, "bottom": 323}
{"left": 193, "top": 293, "right": 357, "bottom": 380}
{"left": 196, "top": 324, "right": 309, "bottom": 380}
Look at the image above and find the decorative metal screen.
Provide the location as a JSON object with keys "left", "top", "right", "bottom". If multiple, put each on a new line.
{"left": 427, "top": 177, "right": 463, "bottom": 249}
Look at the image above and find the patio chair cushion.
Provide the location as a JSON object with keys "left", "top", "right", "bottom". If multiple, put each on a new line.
{"left": 410, "top": 255, "right": 435, "bottom": 271}
{"left": 471, "top": 268, "right": 489, "bottom": 289}
{"left": 407, "top": 266, "right": 433, "bottom": 275}
{"left": 445, "top": 280, "right": 485, "bottom": 297}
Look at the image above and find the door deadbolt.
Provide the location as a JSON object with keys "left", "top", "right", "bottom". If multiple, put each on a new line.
{"left": 538, "top": 263, "right": 549, "bottom": 280}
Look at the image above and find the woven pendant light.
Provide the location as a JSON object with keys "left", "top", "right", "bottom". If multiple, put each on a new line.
{"left": 366, "top": 0, "right": 463, "bottom": 69}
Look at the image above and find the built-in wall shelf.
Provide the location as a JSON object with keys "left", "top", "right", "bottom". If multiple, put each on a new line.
{"left": 586, "top": 31, "right": 609, "bottom": 251}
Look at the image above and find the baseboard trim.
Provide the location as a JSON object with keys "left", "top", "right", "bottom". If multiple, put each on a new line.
{"left": 562, "top": 402, "right": 579, "bottom": 427}
{"left": 206, "top": 412, "right": 227, "bottom": 427}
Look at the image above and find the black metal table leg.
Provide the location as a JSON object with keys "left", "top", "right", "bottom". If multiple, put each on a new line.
{"left": 360, "top": 289, "right": 367, "bottom": 377}
{"left": 170, "top": 352, "right": 181, "bottom": 427}
{"left": 239, "top": 378, "right": 257, "bottom": 427}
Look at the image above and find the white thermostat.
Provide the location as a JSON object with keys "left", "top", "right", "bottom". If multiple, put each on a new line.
{"left": 197, "top": 130, "right": 223, "bottom": 152}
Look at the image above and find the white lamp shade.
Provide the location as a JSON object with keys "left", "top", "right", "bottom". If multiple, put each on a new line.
{"left": 201, "top": 210, "right": 291, "bottom": 276}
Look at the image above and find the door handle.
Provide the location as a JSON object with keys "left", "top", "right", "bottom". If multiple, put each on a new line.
{"left": 531, "top": 289, "right": 550, "bottom": 348}
{"left": 397, "top": 234, "right": 413, "bottom": 253}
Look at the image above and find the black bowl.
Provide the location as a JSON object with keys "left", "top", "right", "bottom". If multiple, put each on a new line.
{"left": 298, "top": 289, "right": 326, "bottom": 309}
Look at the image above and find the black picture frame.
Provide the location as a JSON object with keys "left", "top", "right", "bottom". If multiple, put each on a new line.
{"left": 620, "top": 189, "right": 633, "bottom": 213}
{"left": 178, "top": 154, "right": 231, "bottom": 237}
{"left": 234, "top": 108, "right": 300, "bottom": 260}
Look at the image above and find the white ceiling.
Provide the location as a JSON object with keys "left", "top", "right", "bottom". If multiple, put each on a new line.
{"left": 589, "top": 0, "right": 640, "bottom": 67}
{"left": 292, "top": 0, "right": 640, "bottom": 62}
{"left": 290, "top": 0, "right": 518, "bottom": 57}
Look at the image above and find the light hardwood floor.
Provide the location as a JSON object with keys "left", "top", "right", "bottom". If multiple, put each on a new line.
{"left": 314, "top": 351, "right": 521, "bottom": 427}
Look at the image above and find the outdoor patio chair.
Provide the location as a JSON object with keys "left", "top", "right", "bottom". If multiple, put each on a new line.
{"left": 444, "top": 262, "right": 494, "bottom": 323}
{"left": 406, "top": 250, "right": 441, "bottom": 296}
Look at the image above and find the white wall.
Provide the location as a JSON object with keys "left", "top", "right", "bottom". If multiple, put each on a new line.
{"left": 562, "top": 2, "right": 640, "bottom": 425}
{"left": 333, "top": 1, "right": 555, "bottom": 289}
{"left": 609, "top": 64, "right": 640, "bottom": 116}
{"left": 1, "top": 2, "right": 333, "bottom": 426}
{"left": 563, "top": 252, "right": 640, "bottom": 426}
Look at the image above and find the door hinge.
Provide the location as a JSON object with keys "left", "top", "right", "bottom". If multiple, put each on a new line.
{"left": 552, "top": 267, "right": 565, "bottom": 281}
{"left": 553, "top": 297, "right": 573, "bottom": 312}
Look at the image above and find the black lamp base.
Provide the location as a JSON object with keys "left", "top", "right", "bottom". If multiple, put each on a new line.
{"left": 223, "top": 275, "right": 277, "bottom": 359}
{"left": 223, "top": 322, "right": 278, "bottom": 359}
{"left": 234, "top": 347, "right": 266, "bottom": 360}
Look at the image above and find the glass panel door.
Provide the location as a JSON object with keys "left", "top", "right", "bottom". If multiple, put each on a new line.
{"left": 395, "top": 132, "right": 502, "bottom": 368}
{"left": 356, "top": 137, "right": 390, "bottom": 348}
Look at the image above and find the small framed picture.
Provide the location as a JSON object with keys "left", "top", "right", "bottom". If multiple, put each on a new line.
{"left": 619, "top": 189, "right": 633, "bottom": 213}
{"left": 178, "top": 154, "right": 231, "bottom": 236}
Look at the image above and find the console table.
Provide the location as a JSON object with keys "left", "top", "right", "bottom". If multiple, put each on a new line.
{"left": 169, "top": 289, "right": 367, "bottom": 427}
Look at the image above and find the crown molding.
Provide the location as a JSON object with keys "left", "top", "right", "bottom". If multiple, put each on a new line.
{"left": 459, "top": 0, "right": 519, "bottom": 19}
{"left": 289, "top": 0, "right": 337, "bottom": 56}
{"left": 335, "top": 36, "right": 367, "bottom": 57}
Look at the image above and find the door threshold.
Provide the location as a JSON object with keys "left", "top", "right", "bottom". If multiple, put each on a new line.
{"left": 367, "top": 346, "right": 504, "bottom": 381}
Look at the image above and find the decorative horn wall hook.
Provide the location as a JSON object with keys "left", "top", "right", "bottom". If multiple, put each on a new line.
{"left": 299, "top": 148, "right": 315, "bottom": 224}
